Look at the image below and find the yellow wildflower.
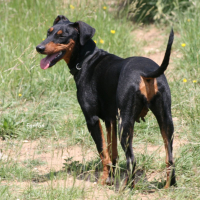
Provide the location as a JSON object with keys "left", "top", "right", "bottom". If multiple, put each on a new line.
{"left": 43, "top": 38, "right": 45, "bottom": 41}
{"left": 103, "top": 6, "right": 107, "bottom": 10}
{"left": 183, "top": 78, "right": 187, "bottom": 83}
{"left": 70, "top": 5, "right": 75, "bottom": 9}
{"left": 19, "top": 93, "right": 22, "bottom": 97}
{"left": 193, "top": 80, "right": 197, "bottom": 83}
{"left": 100, "top": 39, "right": 104, "bottom": 44}
{"left": 94, "top": 40, "right": 97, "bottom": 44}
{"left": 110, "top": 30, "right": 116, "bottom": 34}
{"left": 187, "top": 19, "right": 191, "bottom": 22}
{"left": 181, "top": 43, "right": 186, "bottom": 47}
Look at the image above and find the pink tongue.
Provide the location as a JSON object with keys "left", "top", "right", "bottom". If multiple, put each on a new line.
{"left": 40, "top": 52, "right": 59, "bottom": 69}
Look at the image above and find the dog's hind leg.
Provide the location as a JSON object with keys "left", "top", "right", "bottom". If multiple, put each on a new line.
{"left": 117, "top": 101, "right": 142, "bottom": 187}
{"left": 149, "top": 91, "right": 177, "bottom": 188}
{"left": 119, "top": 117, "right": 136, "bottom": 187}
{"left": 118, "top": 117, "right": 136, "bottom": 188}
{"left": 117, "top": 88, "right": 146, "bottom": 188}
{"left": 105, "top": 120, "right": 118, "bottom": 185}
{"left": 105, "top": 120, "right": 118, "bottom": 166}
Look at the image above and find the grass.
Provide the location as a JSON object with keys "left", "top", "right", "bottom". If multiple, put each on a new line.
{"left": 23, "top": 159, "right": 47, "bottom": 168}
{"left": 0, "top": 0, "right": 200, "bottom": 199}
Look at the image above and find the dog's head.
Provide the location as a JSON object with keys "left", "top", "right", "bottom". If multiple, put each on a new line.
{"left": 36, "top": 15, "right": 95, "bottom": 69}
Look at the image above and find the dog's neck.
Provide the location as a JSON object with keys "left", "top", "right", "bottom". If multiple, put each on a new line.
{"left": 67, "top": 39, "right": 96, "bottom": 75}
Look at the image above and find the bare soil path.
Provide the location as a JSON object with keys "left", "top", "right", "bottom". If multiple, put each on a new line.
{"left": 133, "top": 25, "right": 168, "bottom": 65}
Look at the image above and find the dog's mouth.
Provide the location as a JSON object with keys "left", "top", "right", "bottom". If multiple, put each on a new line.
{"left": 40, "top": 50, "right": 66, "bottom": 69}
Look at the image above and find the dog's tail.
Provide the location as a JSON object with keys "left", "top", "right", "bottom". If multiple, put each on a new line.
{"left": 142, "top": 29, "right": 174, "bottom": 79}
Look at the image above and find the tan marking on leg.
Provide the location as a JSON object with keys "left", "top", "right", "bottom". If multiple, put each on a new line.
{"left": 139, "top": 76, "right": 158, "bottom": 102}
{"left": 136, "top": 106, "right": 149, "bottom": 123}
{"left": 161, "top": 129, "right": 173, "bottom": 189}
{"left": 98, "top": 120, "right": 112, "bottom": 185}
{"left": 106, "top": 121, "right": 118, "bottom": 164}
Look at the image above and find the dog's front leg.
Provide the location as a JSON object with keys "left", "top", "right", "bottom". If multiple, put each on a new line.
{"left": 86, "top": 116, "right": 112, "bottom": 185}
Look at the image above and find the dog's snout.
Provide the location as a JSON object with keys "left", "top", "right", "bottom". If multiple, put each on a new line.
{"left": 36, "top": 45, "right": 45, "bottom": 53}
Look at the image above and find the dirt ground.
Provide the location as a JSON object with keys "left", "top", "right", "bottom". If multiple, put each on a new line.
{"left": 0, "top": 25, "right": 186, "bottom": 200}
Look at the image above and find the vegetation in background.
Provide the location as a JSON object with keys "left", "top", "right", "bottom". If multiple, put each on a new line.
{"left": 118, "top": 0, "right": 192, "bottom": 23}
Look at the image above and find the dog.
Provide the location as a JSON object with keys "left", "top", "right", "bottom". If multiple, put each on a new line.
{"left": 36, "top": 15, "right": 176, "bottom": 188}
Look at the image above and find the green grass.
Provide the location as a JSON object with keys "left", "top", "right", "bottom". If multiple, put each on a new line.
{"left": 0, "top": 185, "right": 85, "bottom": 200}
{"left": 23, "top": 159, "right": 47, "bottom": 168}
{"left": 0, "top": 0, "right": 200, "bottom": 199}
{"left": 173, "top": 2, "right": 200, "bottom": 144}
{"left": 0, "top": 160, "right": 38, "bottom": 182}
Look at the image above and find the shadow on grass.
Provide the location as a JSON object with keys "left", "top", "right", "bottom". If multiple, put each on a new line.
{"left": 32, "top": 157, "right": 166, "bottom": 192}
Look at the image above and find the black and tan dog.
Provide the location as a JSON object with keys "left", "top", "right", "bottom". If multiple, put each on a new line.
{"left": 36, "top": 15, "right": 176, "bottom": 188}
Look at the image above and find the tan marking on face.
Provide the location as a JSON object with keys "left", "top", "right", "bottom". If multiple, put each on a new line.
{"left": 44, "top": 39, "right": 75, "bottom": 64}
{"left": 62, "top": 39, "right": 76, "bottom": 64}
{"left": 49, "top": 27, "right": 54, "bottom": 32}
{"left": 106, "top": 121, "right": 118, "bottom": 164}
{"left": 139, "top": 76, "right": 158, "bottom": 102}
{"left": 57, "top": 30, "right": 63, "bottom": 35}
{"left": 98, "top": 120, "right": 112, "bottom": 185}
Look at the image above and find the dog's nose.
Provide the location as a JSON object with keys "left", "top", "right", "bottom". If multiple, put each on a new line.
{"left": 36, "top": 45, "right": 45, "bottom": 53}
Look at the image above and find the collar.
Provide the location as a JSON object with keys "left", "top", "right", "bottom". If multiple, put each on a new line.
{"left": 70, "top": 63, "right": 81, "bottom": 75}
{"left": 69, "top": 43, "right": 98, "bottom": 76}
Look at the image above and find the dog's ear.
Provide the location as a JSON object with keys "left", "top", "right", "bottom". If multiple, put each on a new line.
{"left": 74, "top": 21, "right": 95, "bottom": 46}
{"left": 53, "top": 15, "right": 69, "bottom": 25}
